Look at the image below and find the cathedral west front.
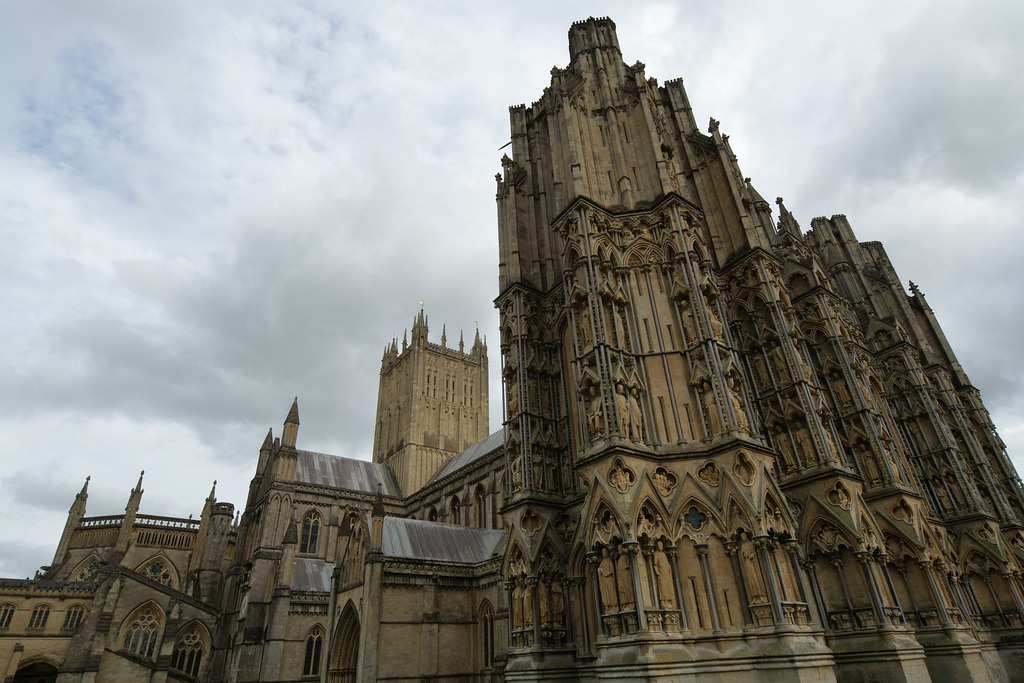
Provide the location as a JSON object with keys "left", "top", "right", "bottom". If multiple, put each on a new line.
{"left": 3, "top": 17, "right": 1024, "bottom": 683}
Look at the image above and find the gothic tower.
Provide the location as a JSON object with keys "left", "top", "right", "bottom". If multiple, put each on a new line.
{"left": 495, "top": 17, "right": 1024, "bottom": 683}
{"left": 372, "top": 310, "right": 489, "bottom": 494}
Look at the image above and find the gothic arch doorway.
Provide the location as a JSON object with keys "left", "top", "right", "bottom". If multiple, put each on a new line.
{"left": 13, "top": 662, "right": 58, "bottom": 683}
{"left": 328, "top": 603, "right": 359, "bottom": 683}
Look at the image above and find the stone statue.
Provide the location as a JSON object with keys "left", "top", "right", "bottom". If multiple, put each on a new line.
{"left": 727, "top": 375, "right": 749, "bottom": 432}
{"left": 614, "top": 304, "right": 628, "bottom": 348}
{"left": 551, "top": 580, "right": 565, "bottom": 625}
{"left": 616, "top": 550, "right": 635, "bottom": 611}
{"left": 598, "top": 547, "right": 618, "bottom": 612}
{"left": 703, "top": 383, "right": 722, "bottom": 436}
{"left": 628, "top": 386, "right": 644, "bottom": 440}
{"left": 615, "top": 383, "right": 629, "bottom": 435}
{"left": 751, "top": 353, "right": 769, "bottom": 388}
{"left": 653, "top": 541, "right": 675, "bottom": 608}
{"left": 773, "top": 424, "right": 796, "bottom": 471}
{"left": 510, "top": 446, "right": 523, "bottom": 490}
{"left": 770, "top": 342, "right": 788, "bottom": 380}
{"left": 740, "top": 541, "right": 768, "bottom": 603}
{"left": 512, "top": 582, "right": 524, "bottom": 628}
{"left": 579, "top": 305, "right": 593, "bottom": 349}
{"left": 538, "top": 579, "right": 550, "bottom": 626}
{"left": 680, "top": 301, "right": 697, "bottom": 342}
{"left": 795, "top": 424, "right": 817, "bottom": 465}
{"left": 587, "top": 385, "right": 604, "bottom": 438}
{"left": 831, "top": 373, "right": 851, "bottom": 406}
{"left": 523, "top": 582, "right": 533, "bottom": 628}
{"left": 707, "top": 306, "right": 725, "bottom": 340}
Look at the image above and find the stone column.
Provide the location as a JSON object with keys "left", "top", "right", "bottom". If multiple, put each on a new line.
{"left": 527, "top": 576, "right": 541, "bottom": 646}
{"left": 695, "top": 544, "right": 723, "bottom": 634}
{"left": 666, "top": 545, "right": 690, "bottom": 633}
{"left": 919, "top": 561, "right": 952, "bottom": 627}
{"left": 586, "top": 552, "right": 606, "bottom": 636}
{"left": 641, "top": 544, "right": 660, "bottom": 631}
{"left": 755, "top": 536, "right": 785, "bottom": 625}
{"left": 726, "top": 541, "right": 753, "bottom": 626}
{"left": 504, "top": 580, "right": 517, "bottom": 647}
{"left": 803, "top": 559, "right": 828, "bottom": 629}
{"left": 623, "top": 542, "right": 647, "bottom": 631}
{"left": 856, "top": 552, "right": 888, "bottom": 628}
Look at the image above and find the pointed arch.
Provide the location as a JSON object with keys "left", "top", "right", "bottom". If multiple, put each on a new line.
{"left": 136, "top": 554, "right": 178, "bottom": 589}
{"left": 479, "top": 599, "right": 495, "bottom": 669}
{"left": 170, "top": 620, "right": 210, "bottom": 678}
{"left": 303, "top": 623, "right": 325, "bottom": 676}
{"left": 300, "top": 508, "right": 322, "bottom": 554}
{"left": 118, "top": 601, "right": 163, "bottom": 660}
{"left": 329, "top": 602, "right": 360, "bottom": 681}
{"left": 68, "top": 553, "right": 104, "bottom": 583}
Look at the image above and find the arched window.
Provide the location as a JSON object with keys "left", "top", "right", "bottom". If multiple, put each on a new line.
{"left": 475, "top": 485, "right": 487, "bottom": 528}
{"left": 451, "top": 496, "right": 461, "bottom": 525}
{"left": 300, "top": 510, "right": 322, "bottom": 554}
{"left": 62, "top": 605, "right": 86, "bottom": 630}
{"left": 171, "top": 622, "right": 208, "bottom": 678}
{"left": 0, "top": 604, "right": 13, "bottom": 628}
{"left": 137, "top": 557, "right": 177, "bottom": 588}
{"left": 428, "top": 506, "right": 438, "bottom": 522}
{"left": 121, "top": 604, "right": 162, "bottom": 659}
{"left": 480, "top": 601, "right": 495, "bottom": 668}
{"left": 70, "top": 554, "right": 103, "bottom": 583}
{"left": 303, "top": 625, "right": 324, "bottom": 676}
{"left": 27, "top": 605, "right": 50, "bottom": 629}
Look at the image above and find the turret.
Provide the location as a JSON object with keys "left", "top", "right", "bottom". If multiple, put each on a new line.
{"left": 51, "top": 476, "right": 90, "bottom": 570}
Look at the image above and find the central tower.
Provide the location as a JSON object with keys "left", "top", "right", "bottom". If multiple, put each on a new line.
{"left": 372, "top": 310, "right": 489, "bottom": 494}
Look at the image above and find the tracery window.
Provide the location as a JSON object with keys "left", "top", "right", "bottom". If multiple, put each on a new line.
{"left": 138, "top": 558, "right": 175, "bottom": 586}
{"left": 300, "top": 510, "right": 321, "bottom": 554}
{"left": 450, "top": 496, "right": 461, "bottom": 525}
{"left": 27, "top": 605, "right": 50, "bottom": 629}
{"left": 0, "top": 604, "right": 14, "bottom": 628}
{"left": 62, "top": 605, "right": 85, "bottom": 630}
{"left": 121, "top": 605, "right": 161, "bottom": 659}
{"left": 475, "top": 486, "right": 487, "bottom": 528}
{"left": 170, "top": 622, "right": 206, "bottom": 678}
{"left": 303, "top": 625, "right": 324, "bottom": 676}
{"left": 72, "top": 556, "right": 103, "bottom": 583}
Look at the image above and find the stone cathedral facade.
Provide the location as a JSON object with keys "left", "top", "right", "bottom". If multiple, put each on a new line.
{"left": 3, "top": 16, "right": 1024, "bottom": 683}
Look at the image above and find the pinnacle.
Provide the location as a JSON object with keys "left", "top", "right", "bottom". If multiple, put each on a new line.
{"left": 285, "top": 397, "right": 300, "bottom": 425}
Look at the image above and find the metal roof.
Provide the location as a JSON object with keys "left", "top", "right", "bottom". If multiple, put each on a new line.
{"left": 378, "top": 516, "right": 504, "bottom": 564}
{"left": 291, "top": 557, "right": 334, "bottom": 592}
{"left": 294, "top": 450, "right": 402, "bottom": 496}
{"left": 427, "top": 428, "right": 505, "bottom": 485}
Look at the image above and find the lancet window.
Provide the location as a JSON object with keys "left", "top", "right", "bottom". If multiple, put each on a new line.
{"left": 300, "top": 510, "right": 321, "bottom": 554}
{"left": 303, "top": 625, "right": 324, "bottom": 676}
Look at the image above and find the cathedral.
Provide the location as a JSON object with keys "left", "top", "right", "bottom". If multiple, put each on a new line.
{"left": 4, "top": 16, "right": 1024, "bottom": 683}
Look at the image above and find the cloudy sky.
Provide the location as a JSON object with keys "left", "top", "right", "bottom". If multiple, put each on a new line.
{"left": 1, "top": 1, "right": 1022, "bottom": 578}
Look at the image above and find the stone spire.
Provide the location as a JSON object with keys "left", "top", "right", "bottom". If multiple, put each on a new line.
{"left": 282, "top": 397, "right": 300, "bottom": 448}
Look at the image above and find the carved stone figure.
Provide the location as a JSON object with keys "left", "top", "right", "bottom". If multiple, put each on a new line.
{"left": 773, "top": 424, "right": 796, "bottom": 471}
{"left": 616, "top": 550, "right": 635, "bottom": 610}
{"left": 831, "top": 372, "right": 851, "bottom": 406}
{"left": 538, "top": 579, "right": 550, "bottom": 626}
{"left": 598, "top": 548, "right": 618, "bottom": 612}
{"left": 587, "top": 385, "right": 604, "bottom": 438}
{"left": 707, "top": 306, "right": 725, "bottom": 340}
{"left": 512, "top": 581, "right": 524, "bottom": 629}
{"left": 579, "top": 305, "right": 593, "bottom": 349}
{"left": 653, "top": 541, "right": 675, "bottom": 608}
{"left": 770, "top": 341, "right": 789, "bottom": 380}
{"left": 740, "top": 541, "right": 767, "bottom": 603}
{"left": 680, "top": 300, "right": 697, "bottom": 342}
{"left": 628, "top": 386, "right": 644, "bottom": 440}
{"left": 727, "top": 375, "right": 749, "bottom": 432}
{"left": 794, "top": 424, "right": 817, "bottom": 465}
{"left": 615, "top": 383, "right": 629, "bottom": 435}
{"left": 551, "top": 580, "right": 565, "bottom": 625}
{"left": 703, "top": 383, "right": 722, "bottom": 436}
